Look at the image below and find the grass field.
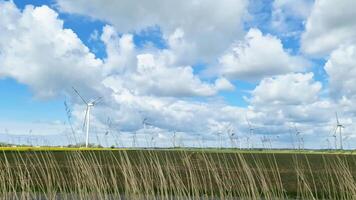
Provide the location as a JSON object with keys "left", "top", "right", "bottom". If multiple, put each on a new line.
{"left": 0, "top": 148, "right": 356, "bottom": 199}
{"left": 1, "top": 146, "right": 355, "bottom": 153}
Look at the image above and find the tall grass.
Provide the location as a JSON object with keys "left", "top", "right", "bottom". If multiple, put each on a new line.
{"left": 0, "top": 150, "right": 355, "bottom": 199}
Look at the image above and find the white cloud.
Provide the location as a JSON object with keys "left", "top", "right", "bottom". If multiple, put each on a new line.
{"left": 250, "top": 73, "right": 322, "bottom": 106}
{"left": 100, "top": 25, "right": 232, "bottom": 97}
{"left": 325, "top": 44, "right": 356, "bottom": 100}
{"left": 214, "top": 77, "right": 235, "bottom": 91}
{"left": 241, "top": 73, "right": 335, "bottom": 148}
{"left": 302, "top": 0, "right": 356, "bottom": 56}
{"left": 100, "top": 25, "right": 136, "bottom": 75}
{"left": 56, "top": 0, "right": 248, "bottom": 63}
{"left": 0, "top": 3, "right": 225, "bottom": 100}
{"left": 0, "top": 2, "right": 103, "bottom": 99}
{"left": 134, "top": 53, "right": 219, "bottom": 97}
{"left": 218, "top": 29, "right": 308, "bottom": 81}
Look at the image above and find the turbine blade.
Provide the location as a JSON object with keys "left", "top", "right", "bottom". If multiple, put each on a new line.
{"left": 72, "top": 87, "right": 88, "bottom": 104}
{"left": 333, "top": 126, "right": 338, "bottom": 135}
{"left": 335, "top": 112, "right": 340, "bottom": 124}
{"left": 92, "top": 96, "right": 103, "bottom": 105}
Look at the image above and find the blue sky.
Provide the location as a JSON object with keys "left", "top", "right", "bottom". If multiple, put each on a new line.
{"left": 1, "top": 0, "right": 356, "bottom": 148}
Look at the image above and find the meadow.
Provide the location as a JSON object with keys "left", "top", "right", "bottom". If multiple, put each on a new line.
{"left": 0, "top": 148, "right": 355, "bottom": 199}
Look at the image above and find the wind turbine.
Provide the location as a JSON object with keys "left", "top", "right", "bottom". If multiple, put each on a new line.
{"left": 72, "top": 87, "right": 102, "bottom": 148}
{"left": 261, "top": 136, "right": 267, "bottom": 149}
{"left": 215, "top": 130, "right": 223, "bottom": 148}
{"left": 332, "top": 133, "right": 337, "bottom": 150}
{"left": 172, "top": 130, "right": 177, "bottom": 148}
{"left": 226, "top": 126, "right": 236, "bottom": 148}
{"left": 199, "top": 134, "right": 206, "bottom": 148}
{"left": 132, "top": 131, "right": 137, "bottom": 148}
{"left": 294, "top": 125, "right": 302, "bottom": 150}
{"left": 344, "top": 136, "right": 351, "bottom": 149}
{"left": 334, "top": 112, "right": 345, "bottom": 150}
{"left": 28, "top": 129, "right": 33, "bottom": 146}
{"left": 288, "top": 126, "right": 296, "bottom": 149}
{"left": 300, "top": 137, "right": 305, "bottom": 150}
{"left": 245, "top": 117, "right": 254, "bottom": 149}
{"left": 142, "top": 117, "right": 156, "bottom": 147}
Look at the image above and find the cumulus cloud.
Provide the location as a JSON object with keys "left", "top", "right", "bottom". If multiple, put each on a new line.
{"left": 100, "top": 25, "right": 232, "bottom": 97}
{"left": 218, "top": 29, "right": 308, "bottom": 81}
{"left": 56, "top": 0, "right": 248, "bottom": 63}
{"left": 100, "top": 25, "right": 136, "bottom": 75}
{"left": 245, "top": 73, "right": 339, "bottom": 145}
{"left": 0, "top": 2, "right": 103, "bottom": 99}
{"left": 0, "top": 2, "right": 227, "bottom": 99}
{"left": 250, "top": 73, "right": 322, "bottom": 106}
{"left": 302, "top": 0, "right": 356, "bottom": 56}
{"left": 325, "top": 44, "right": 356, "bottom": 100}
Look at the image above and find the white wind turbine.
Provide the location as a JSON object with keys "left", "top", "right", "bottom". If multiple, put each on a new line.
{"left": 246, "top": 117, "right": 255, "bottom": 149}
{"left": 226, "top": 125, "right": 236, "bottom": 148}
{"left": 334, "top": 112, "right": 345, "bottom": 150}
{"left": 72, "top": 87, "right": 102, "bottom": 148}
{"left": 142, "top": 117, "right": 155, "bottom": 147}
{"left": 332, "top": 133, "right": 337, "bottom": 150}
{"left": 215, "top": 130, "right": 223, "bottom": 148}
{"left": 261, "top": 135, "right": 269, "bottom": 149}
{"left": 294, "top": 125, "right": 301, "bottom": 150}
{"left": 172, "top": 129, "right": 177, "bottom": 148}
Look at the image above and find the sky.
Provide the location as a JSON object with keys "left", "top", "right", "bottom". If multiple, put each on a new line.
{"left": 1, "top": 0, "right": 356, "bottom": 149}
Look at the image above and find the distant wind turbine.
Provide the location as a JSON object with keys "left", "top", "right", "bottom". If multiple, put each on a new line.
{"left": 332, "top": 133, "right": 337, "bottom": 150}
{"left": 132, "top": 131, "right": 137, "bottom": 147}
{"left": 172, "top": 130, "right": 177, "bottom": 148}
{"left": 261, "top": 136, "right": 267, "bottom": 149}
{"left": 226, "top": 125, "right": 236, "bottom": 148}
{"left": 294, "top": 125, "right": 302, "bottom": 150}
{"left": 245, "top": 116, "right": 255, "bottom": 149}
{"left": 142, "top": 117, "right": 155, "bottom": 147}
{"left": 215, "top": 130, "right": 223, "bottom": 148}
{"left": 334, "top": 112, "right": 345, "bottom": 150}
{"left": 72, "top": 87, "right": 102, "bottom": 148}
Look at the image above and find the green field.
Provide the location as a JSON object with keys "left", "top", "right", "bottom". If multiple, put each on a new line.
{"left": 0, "top": 148, "right": 356, "bottom": 199}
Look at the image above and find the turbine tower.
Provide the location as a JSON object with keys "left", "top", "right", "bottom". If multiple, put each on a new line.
{"left": 214, "top": 129, "right": 223, "bottom": 148}
{"left": 332, "top": 133, "right": 337, "bottom": 149}
{"left": 294, "top": 125, "right": 301, "bottom": 150}
{"left": 172, "top": 130, "right": 177, "bottom": 148}
{"left": 245, "top": 117, "right": 254, "bottom": 149}
{"left": 73, "top": 87, "right": 102, "bottom": 148}
{"left": 335, "top": 112, "right": 345, "bottom": 150}
{"left": 227, "top": 126, "right": 236, "bottom": 148}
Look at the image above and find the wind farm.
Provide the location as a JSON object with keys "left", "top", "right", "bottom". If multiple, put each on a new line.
{"left": 2, "top": 0, "right": 356, "bottom": 199}
{"left": 1, "top": 107, "right": 355, "bottom": 199}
